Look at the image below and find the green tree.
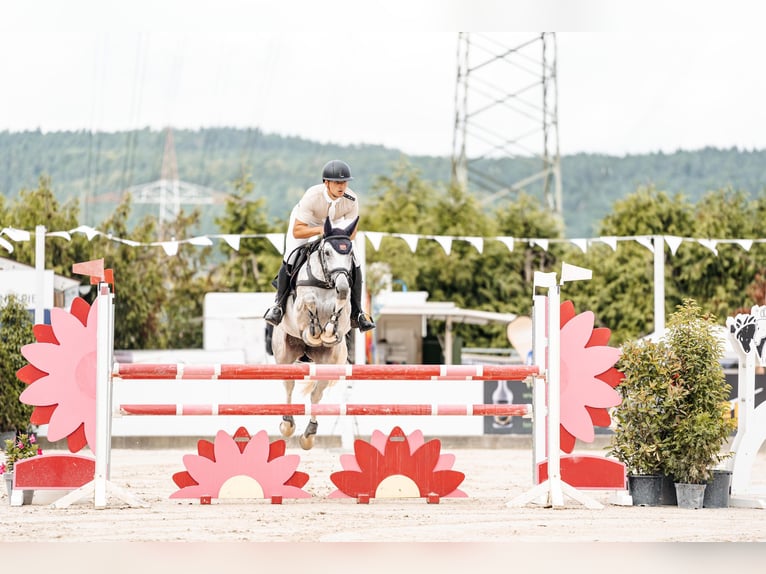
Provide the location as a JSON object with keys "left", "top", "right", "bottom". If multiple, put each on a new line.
{"left": 0, "top": 295, "right": 35, "bottom": 432}
{"left": 213, "top": 171, "right": 282, "bottom": 292}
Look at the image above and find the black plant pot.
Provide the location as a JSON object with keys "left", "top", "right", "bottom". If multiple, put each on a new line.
{"left": 660, "top": 474, "right": 677, "bottom": 505}
{"left": 628, "top": 474, "right": 663, "bottom": 506}
{"left": 703, "top": 470, "right": 732, "bottom": 508}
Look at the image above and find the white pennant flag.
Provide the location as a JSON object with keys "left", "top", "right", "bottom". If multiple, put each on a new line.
{"left": 189, "top": 236, "right": 214, "bottom": 246}
{"left": 635, "top": 236, "right": 655, "bottom": 253}
{"left": 698, "top": 238, "right": 719, "bottom": 256}
{"left": 70, "top": 225, "right": 101, "bottom": 240}
{"left": 265, "top": 233, "right": 283, "bottom": 254}
{"left": 222, "top": 234, "right": 242, "bottom": 252}
{"left": 735, "top": 239, "right": 753, "bottom": 252}
{"left": 496, "top": 237, "right": 514, "bottom": 252}
{"left": 1, "top": 227, "right": 30, "bottom": 242}
{"left": 47, "top": 231, "right": 72, "bottom": 241}
{"left": 530, "top": 238, "right": 549, "bottom": 251}
{"left": 597, "top": 236, "right": 617, "bottom": 251}
{"left": 462, "top": 236, "right": 484, "bottom": 254}
{"left": 364, "top": 231, "right": 383, "bottom": 251}
{"left": 664, "top": 235, "right": 683, "bottom": 255}
{"left": 160, "top": 241, "right": 179, "bottom": 256}
{"left": 0, "top": 237, "right": 13, "bottom": 253}
{"left": 569, "top": 238, "right": 587, "bottom": 253}
{"left": 396, "top": 233, "right": 420, "bottom": 253}
{"left": 433, "top": 236, "right": 453, "bottom": 256}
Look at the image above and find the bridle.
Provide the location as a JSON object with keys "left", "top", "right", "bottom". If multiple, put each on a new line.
{"left": 296, "top": 235, "right": 354, "bottom": 290}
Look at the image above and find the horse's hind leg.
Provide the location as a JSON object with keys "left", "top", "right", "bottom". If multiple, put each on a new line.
{"left": 280, "top": 379, "right": 296, "bottom": 437}
{"left": 299, "top": 380, "right": 329, "bottom": 450}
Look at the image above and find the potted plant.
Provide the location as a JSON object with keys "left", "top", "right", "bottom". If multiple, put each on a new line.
{"left": 0, "top": 294, "right": 35, "bottom": 438}
{"left": 662, "top": 299, "right": 736, "bottom": 509}
{"left": 608, "top": 337, "right": 678, "bottom": 506}
{"left": 2, "top": 431, "right": 42, "bottom": 503}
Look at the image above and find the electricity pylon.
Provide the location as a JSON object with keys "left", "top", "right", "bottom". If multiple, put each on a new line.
{"left": 451, "top": 33, "right": 562, "bottom": 214}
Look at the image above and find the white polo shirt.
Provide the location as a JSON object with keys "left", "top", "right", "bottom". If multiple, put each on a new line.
{"left": 283, "top": 183, "right": 359, "bottom": 260}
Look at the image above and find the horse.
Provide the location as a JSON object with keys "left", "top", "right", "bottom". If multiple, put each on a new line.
{"left": 270, "top": 216, "right": 358, "bottom": 449}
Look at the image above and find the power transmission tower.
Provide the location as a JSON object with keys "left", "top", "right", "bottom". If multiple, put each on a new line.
{"left": 451, "top": 33, "right": 562, "bottom": 214}
{"left": 128, "top": 127, "right": 219, "bottom": 229}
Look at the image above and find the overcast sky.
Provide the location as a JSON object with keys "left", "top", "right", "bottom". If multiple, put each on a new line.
{"left": 2, "top": 0, "right": 765, "bottom": 157}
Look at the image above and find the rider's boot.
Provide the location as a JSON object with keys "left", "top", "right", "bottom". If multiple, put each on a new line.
{"left": 264, "top": 264, "right": 290, "bottom": 326}
{"left": 350, "top": 265, "right": 375, "bottom": 332}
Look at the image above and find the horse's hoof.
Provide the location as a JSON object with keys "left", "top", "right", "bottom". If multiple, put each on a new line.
{"left": 299, "top": 434, "right": 315, "bottom": 450}
{"left": 280, "top": 419, "right": 295, "bottom": 437}
{"left": 320, "top": 333, "right": 339, "bottom": 345}
{"left": 302, "top": 332, "right": 323, "bottom": 347}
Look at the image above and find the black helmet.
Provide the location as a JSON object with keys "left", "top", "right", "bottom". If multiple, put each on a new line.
{"left": 322, "top": 159, "right": 353, "bottom": 182}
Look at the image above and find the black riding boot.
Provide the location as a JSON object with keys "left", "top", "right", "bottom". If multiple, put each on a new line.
{"left": 264, "top": 264, "right": 290, "bottom": 326}
{"left": 350, "top": 265, "right": 375, "bottom": 332}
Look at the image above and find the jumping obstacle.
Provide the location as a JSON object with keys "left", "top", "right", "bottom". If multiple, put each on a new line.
{"left": 18, "top": 259, "right": 619, "bottom": 509}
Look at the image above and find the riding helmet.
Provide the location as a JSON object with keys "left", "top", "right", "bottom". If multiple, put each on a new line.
{"left": 322, "top": 160, "right": 353, "bottom": 182}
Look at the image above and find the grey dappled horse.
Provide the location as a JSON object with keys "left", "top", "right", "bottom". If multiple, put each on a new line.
{"left": 271, "top": 217, "right": 357, "bottom": 449}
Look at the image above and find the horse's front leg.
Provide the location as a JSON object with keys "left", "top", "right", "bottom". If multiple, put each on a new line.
{"left": 320, "top": 307, "right": 343, "bottom": 345}
{"left": 280, "top": 379, "right": 296, "bottom": 438}
{"left": 299, "top": 380, "right": 329, "bottom": 450}
{"left": 296, "top": 292, "right": 323, "bottom": 347}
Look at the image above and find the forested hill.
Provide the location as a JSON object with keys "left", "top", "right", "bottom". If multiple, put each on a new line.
{"left": 1, "top": 127, "right": 764, "bottom": 238}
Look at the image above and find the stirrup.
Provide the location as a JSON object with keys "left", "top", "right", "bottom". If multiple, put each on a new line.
{"left": 264, "top": 305, "right": 283, "bottom": 326}
{"left": 352, "top": 312, "right": 375, "bottom": 332}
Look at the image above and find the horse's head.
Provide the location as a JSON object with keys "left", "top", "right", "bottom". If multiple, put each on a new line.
{"left": 317, "top": 216, "right": 357, "bottom": 297}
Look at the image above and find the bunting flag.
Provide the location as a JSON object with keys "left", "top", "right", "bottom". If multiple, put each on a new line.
{"left": 221, "top": 234, "right": 241, "bottom": 251}
{"left": 665, "top": 235, "right": 683, "bottom": 255}
{"left": 569, "top": 238, "right": 587, "bottom": 253}
{"left": 396, "top": 233, "right": 420, "bottom": 253}
{"left": 364, "top": 231, "right": 383, "bottom": 251}
{"left": 496, "top": 237, "right": 514, "bottom": 252}
{"left": 432, "top": 236, "right": 452, "bottom": 256}
{"left": 634, "top": 236, "right": 655, "bottom": 253}
{"left": 2, "top": 225, "right": 766, "bottom": 261}
{"left": 697, "top": 238, "right": 719, "bottom": 256}
{"left": 597, "top": 236, "right": 617, "bottom": 251}
{"left": 462, "top": 236, "right": 484, "bottom": 254}
{"left": 70, "top": 225, "right": 101, "bottom": 240}
{"left": 530, "top": 238, "right": 549, "bottom": 251}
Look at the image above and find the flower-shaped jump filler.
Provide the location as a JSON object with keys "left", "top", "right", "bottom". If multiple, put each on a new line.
{"left": 558, "top": 300, "right": 623, "bottom": 453}
{"left": 17, "top": 297, "right": 97, "bottom": 454}
{"left": 329, "top": 427, "right": 466, "bottom": 503}
{"left": 170, "top": 427, "right": 311, "bottom": 503}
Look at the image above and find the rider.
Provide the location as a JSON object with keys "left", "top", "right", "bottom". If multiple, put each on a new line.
{"left": 263, "top": 159, "right": 376, "bottom": 332}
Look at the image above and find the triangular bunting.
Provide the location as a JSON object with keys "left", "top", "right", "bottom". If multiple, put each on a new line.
{"left": 0, "top": 237, "right": 14, "bottom": 253}
{"left": 364, "top": 231, "right": 383, "bottom": 251}
{"left": 70, "top": 225, "right": 101, "bottom": 240}
{"left": 396, "top": 233, "right": 419, "bottom": 253}
{"left": 265, "top": 233, "right": 284, "bottom": 254}
{"left": 634, "top": 236, "right": 655, "bottom": 253}
{"left": 597, "top": 236, "right": 617, "bottom": 251}
{"left": 221, "top": 234, "right": 241, "bottom": 251}
{"left": 530, "top": 238, "right": 549, "bottom": 251}
{"left": 462, "top": 236, "right": 483, "bottom": 254}
{"left": 1, "top": 227, "right": 30, "bottom": 242}
{"left": 160, "top": 241, "right": 179, "bottom": 256}
{"left": 189, "top": 236, "right": 214, "bottom": 246}
{"left": 47, "top": 231, "right": 72, "bottom": 241}
{"left": 569, "top": 238, "right": 587, "bottom": 253}
{"left": 433, "top": 236, "right": 452, "bottom": 256}
{"left": 664, "top": 235, "right": 683, "bottom": 255}
{"left": 496, "top": 237, "right": 514, "bottom": 252}
{"left": 735, "top": 239, "right": 753, "bottom": 252}
{"left": 697, "top": 238, "right": 718, "bottom": 256}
